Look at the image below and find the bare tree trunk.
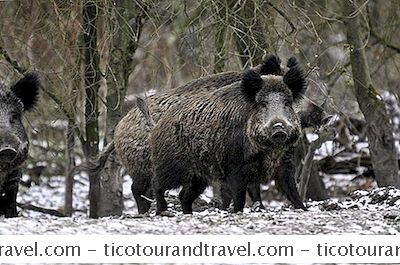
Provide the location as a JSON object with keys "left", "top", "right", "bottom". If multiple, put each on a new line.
{"left": 82, "top": 0, "right": 101, "bottom": 218}
{"left": 343, "top": 0, "right": 400, "bottom": 188}
{"left": 64, "top": 123, "right": 75, "bottom": 217}
{"left": 297, "top": 129, "right": 333, "bottom": 201}
{"left": 98, "top": 0, "right": 145, "bottom": 217}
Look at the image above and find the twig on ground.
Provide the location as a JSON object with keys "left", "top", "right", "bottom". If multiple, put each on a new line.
{"left": 17, "top": 202, "right": 66, "bottom": 217}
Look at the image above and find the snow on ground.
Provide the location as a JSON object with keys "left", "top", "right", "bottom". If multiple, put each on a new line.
{"left": 1, "top": 205, "right": 399, "bottom": 235}
{"left": 0, "top": 175, "right": 399, "bottom": 235}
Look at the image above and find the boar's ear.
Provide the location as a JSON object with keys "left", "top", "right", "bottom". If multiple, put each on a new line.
{"left": 11, "top": 73, "right": 40, "bottom": 111}
{"left": 283, "top": 56, "right": 307, "bottom": 101}
{"left": 259, "top": 54, "right": 282, "bottom": 75}
{"left": 242, "top": 69, "right": 263, "bottom": 100}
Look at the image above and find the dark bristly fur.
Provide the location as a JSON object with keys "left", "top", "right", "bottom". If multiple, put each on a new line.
{"left": 242, "top": 69, "right": 264, "bottom": 100}
{"left": 283, "top": 57, "right": 307, "bottom": 101}
{"left": 114, "top": 72, "right": 244, "bottom": 214}
{"left": 150, "top": 57, "right": 308, "bottom": 215}
{"left": 259, "top": 54, "right": 282, "bottom": 75}
{"left": 107, "top": 55, "right": 321, "bottom": 214}
{"left": 0, "top": 73, "right": 39, "bottom": 217}
{"left": 113, "top": 55, "right": 289, "bottom": 214}
{"left": 10, "top": 73, "right": 40, "bottom": 111}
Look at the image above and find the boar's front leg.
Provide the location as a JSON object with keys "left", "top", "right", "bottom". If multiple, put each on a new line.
{"left": 179, "top": 176, "right": 208, "bottom": 214}
{"left": 4, "top": 187, "right": 18, "bottom": 218}
{"left": 3, "top": 172, "right": 20, "bottom": 218}
{"left": 228, "top": 156, "right": 262, "bottom": 213}
{"left": 216, "top": 179, "right": 264, "bottom": 210}
{"left": 229, "top": 162, "right": 259, "bottom": 213}
{"left": 247, "top": 182, "right": 265, "bottom": 209}
{"left": 274, "top": 151, "right": 307, "bottom": 210}
{"left": 232, "top": 184, "right": 247, "bottom": 213}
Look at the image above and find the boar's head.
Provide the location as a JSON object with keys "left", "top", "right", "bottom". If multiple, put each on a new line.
{"left": 243, "top": 57, "right": 307, "bottom": 151}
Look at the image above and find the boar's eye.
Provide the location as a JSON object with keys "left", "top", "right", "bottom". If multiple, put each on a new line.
{"left": 284, "top": 97, "right": 292, "bottom": 107}
{"left": 258, "top": 101, "right": 268, "bottom": 109}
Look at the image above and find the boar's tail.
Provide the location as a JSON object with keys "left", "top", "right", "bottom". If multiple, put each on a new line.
{"left": 136, "top": 96, "right": 155, "bottom": 129}
{"left": 80, "top": 141, "right": 115, "bottom": 175}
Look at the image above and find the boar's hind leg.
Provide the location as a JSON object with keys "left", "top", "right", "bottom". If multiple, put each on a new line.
{"left": 275, "top": 152, "right": 307, "bottom": 210}
{"left": 3, "top": 180, "right": 19, "bottom": 218}
{"left": 179, "top": 177, "right": 207, "bottom": 214}
{"left": 154, "top": 183, "right": 168, "bottom": 215}
{"left": 221, "top": 181, "right": 233, "bottom": 209}
{"left": 131, "top": 175, "right": 152, "bottom": 214}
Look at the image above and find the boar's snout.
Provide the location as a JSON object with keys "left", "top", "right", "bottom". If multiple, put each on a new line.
{"left": 270, "top": 122, "right": 288, "bottom": 143}
{"left": 0, "top": 131, "right": 27, "bottom": 164}
{"left": 262, "top": 118, "right": 300, "bottom": 148}
{"left": 0, "top": 146, "right": 17, "bottom": 163}
{"left": 253, "top": 119, "right": 299, "bottom": 150}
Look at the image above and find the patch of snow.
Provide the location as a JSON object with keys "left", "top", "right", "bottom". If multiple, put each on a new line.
{"left": 354, "top": 142, "right": 369, "bottom": 154}
{"left": 49, "top": 119, "right": 68, "bottom": 129}
{"left": 306, "top": 133, "right": 318, "bottom": 142}
{"left": 2, "top": 180, "right": 399, "bottom": 235}
{"left": 315, "top": 140, "right": 335, "bottom": 158}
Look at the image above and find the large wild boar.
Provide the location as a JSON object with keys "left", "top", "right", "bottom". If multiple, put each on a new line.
{"left": 0, "top": 73, "right": 39, "bottom": 217}
{"left": 150, "top": 57, "right": 308, "bottom": 215}
{"left": 114, "top": 56, "right": 282, "bottom": 214}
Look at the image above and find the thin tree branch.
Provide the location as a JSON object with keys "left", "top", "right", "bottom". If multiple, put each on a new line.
{"left": 369, "top": 28, "right": 400, "bottom": 54}
{"left": 266, "top": 1, "right": 296, "bottom": 34}
{"left": 366, "top": 5, "right": 400, "bottom": 54}
{"left": 0, "top": 45, "right": 27, "bottom": 73}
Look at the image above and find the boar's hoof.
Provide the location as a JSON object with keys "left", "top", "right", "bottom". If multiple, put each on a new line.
{"left": 293, "top": 203, "right": 308, "bottom": 211}
{"left": 208, "top": 198, "right": 223, "bottom": 209}
{"left": 251, "top": 201, "right": 265, "bottom": 212}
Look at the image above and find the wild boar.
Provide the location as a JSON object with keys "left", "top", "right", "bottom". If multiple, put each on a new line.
{"left": 0, "top": 73, "right": 39, "bottom": 217}
{"left": 150, "top": 57, "right": 308, "bottom": 214}
{"left": 114, "top": 55, "right": 282, "bottom": 213}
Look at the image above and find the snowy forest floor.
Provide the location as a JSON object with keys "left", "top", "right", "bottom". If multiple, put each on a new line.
{"left": 1, "top": 175, "right": 400, "bottom": 235}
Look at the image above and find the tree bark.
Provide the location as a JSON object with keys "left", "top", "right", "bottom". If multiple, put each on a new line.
{"left": 297, "top": 129, "right": 334, "bottom": 201}
{"left": 343, "top": 0, "right": 400, "bottom": 187}
{"left": 64, "top": 123, "right": 75, "bottom": 217}
{"left": 82, "top": 0, "right": 101, "bottom": 218}
{"left": 98, "top": 0, "right": 145, "bottom": 217}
